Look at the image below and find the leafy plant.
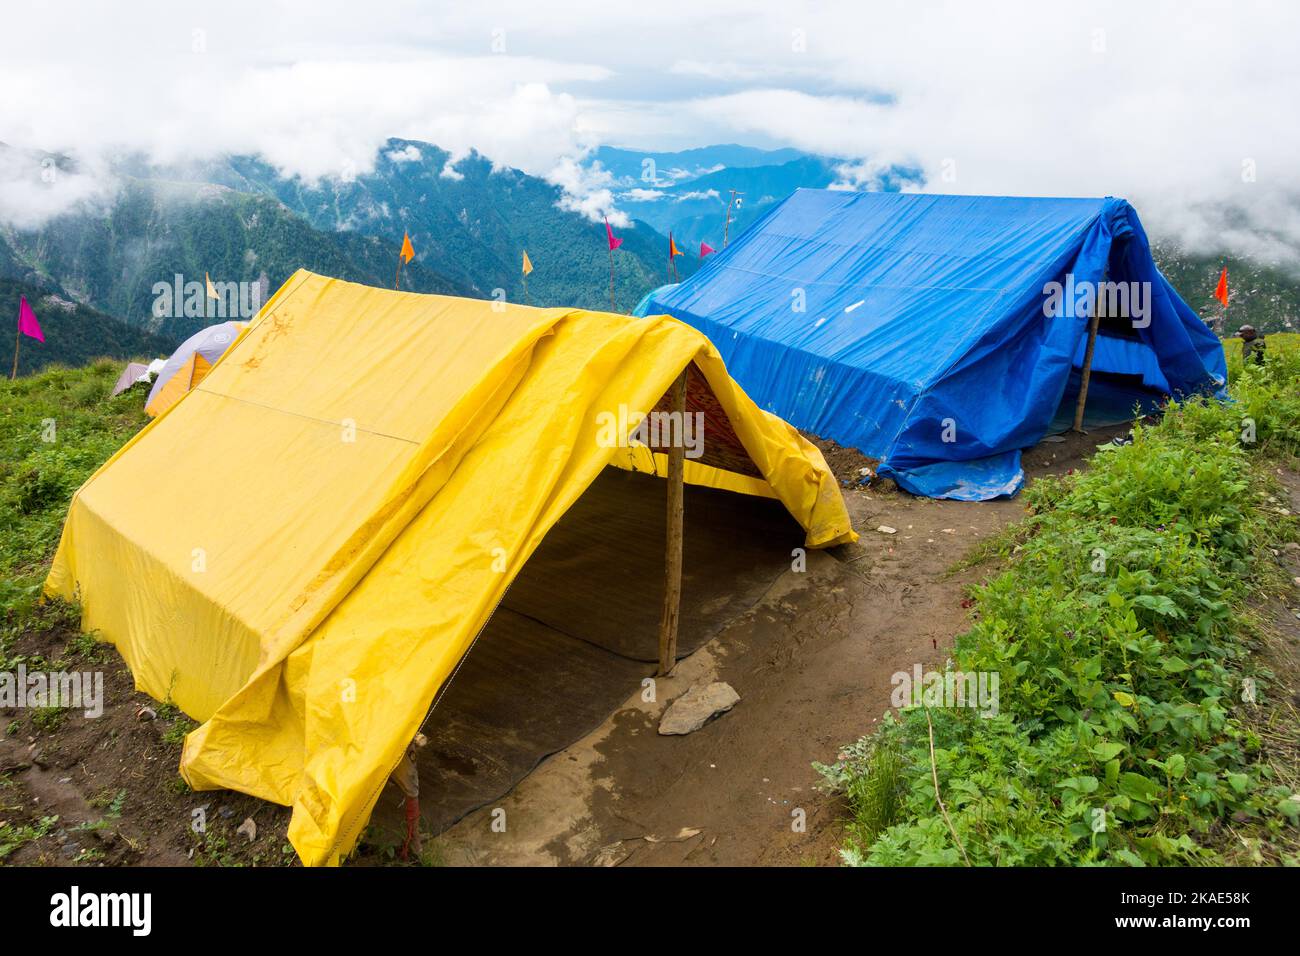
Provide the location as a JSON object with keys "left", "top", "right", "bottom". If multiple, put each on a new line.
{"left": 821, "top": 335, "right": 1300, "bottom": 866}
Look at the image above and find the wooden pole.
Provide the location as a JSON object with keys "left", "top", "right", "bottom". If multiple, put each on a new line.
{"left": 395, "top": 255, "right": 403, "bottom": 291}
{"left": 656, "top": 368, "right": 687, "bottom": 677}
{"left": 523, "top": 271, "right": 530, "bottom": 306}
{"left": 608, "top": 245, "right": 617, "bottom": 312}
{"left": 10, "top": 321, "right": 20, "bottom": 380}
{"left": 722, "top": 188, "right": 743, "bottom": 248}
{"left": 1071, "top": 293, "right": 1103, "bottom": 433}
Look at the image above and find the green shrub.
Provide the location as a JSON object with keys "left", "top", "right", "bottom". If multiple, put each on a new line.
{"left": 822, "top": 335, "right": 1300, "bottom": 866}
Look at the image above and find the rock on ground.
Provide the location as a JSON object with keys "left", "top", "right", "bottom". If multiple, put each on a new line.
{"left": 658, "top": 681, "right": 740, "bottom": 735}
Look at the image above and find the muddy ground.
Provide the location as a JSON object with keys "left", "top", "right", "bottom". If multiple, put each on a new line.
{"left": 7, "top": 422, "right": 1295, "bottom": 867}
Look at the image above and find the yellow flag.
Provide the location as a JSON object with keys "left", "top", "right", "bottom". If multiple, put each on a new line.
{"left": 522, "top": 250, "right": 533, "bottom": 276}
{"left": 399, "top": 232, "right": 415, "bottom": 263}
{"left": 205, "top": 273, "right": 219, "bottom": 300}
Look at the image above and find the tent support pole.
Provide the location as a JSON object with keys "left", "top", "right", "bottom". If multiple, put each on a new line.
{"left": 1071, "top": 297, "right": 1103, "bottom": 433}
{"left": 390, "top": 733, "right": 426, "bottom": 860}
{"left": 657, "top": 368, "right": 687, "bottom": 677}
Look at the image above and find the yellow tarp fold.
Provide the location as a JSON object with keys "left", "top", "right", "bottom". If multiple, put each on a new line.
{"left": 45, "top": 270, "right": 855, "bottom": 865}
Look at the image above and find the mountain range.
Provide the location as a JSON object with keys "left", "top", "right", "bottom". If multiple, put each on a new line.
{"left": 587, "top": 145, "right": 923, "bottom": 250}
{"left": 0, "top": 139, "right": 1296, "bottom": 375}
{"left": 0, "top": 139, "right": 699, "bottom": 365}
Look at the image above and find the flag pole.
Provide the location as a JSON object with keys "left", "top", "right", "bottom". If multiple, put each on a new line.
{"left": 523, "top": 270, "right": 529, "bottom": 306}
{"left": 10, "top": 316, "right": 19, "bottom": 380}
{"left": 395, "top": 254, "right": 403, "bottom": 291}
{"left": 608, "top": 245, "right": 617, "bottom": 312}
{"left": 723, "top": 189, "right": 743, "bottom": 247}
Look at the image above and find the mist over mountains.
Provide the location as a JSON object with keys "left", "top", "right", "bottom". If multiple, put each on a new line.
{"left": 0, "top": 139, "right": 694, "bottom": 350}
{"left": 0, "top": 137, "right": 1296, "bottom": 374}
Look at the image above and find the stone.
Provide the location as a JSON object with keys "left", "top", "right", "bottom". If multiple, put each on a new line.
{"left": 591, "top": 842, "right": 632, "bottom": 867}
{"left": 658, "top": 682, "right": 740, "bottom": 736}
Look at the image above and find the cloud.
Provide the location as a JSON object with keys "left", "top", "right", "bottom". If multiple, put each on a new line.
{"left": 385, "top": 145, "right": 422, "bottom": 164}
{"left": 0, "top": 3, "right": 611, "bottom": 221}
{"left": 0, "top": 0, "right": 1296, "bottom": 263}
{"left": 548, "top": 157, "right": 628, "bottom": 225}
{"left": 0, "top": 147, "right": 115, "bottom": 230}
{"left": 674, "top": 189, "right": 721, "bottom": 202}
{"left": 672, "top": 3, "right": 1300, "bottom": 261}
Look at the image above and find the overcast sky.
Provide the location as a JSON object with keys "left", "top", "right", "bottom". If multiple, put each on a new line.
{"left": 2, "top": 0, "right": 1297, "bottom": 260}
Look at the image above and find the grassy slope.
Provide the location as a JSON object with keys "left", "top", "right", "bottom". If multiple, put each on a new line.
{"left": 1, "top": 360, "right": 151, "bottom": 620}
{"left": 821, "top": 333, "right": 1300, "bottom": 866}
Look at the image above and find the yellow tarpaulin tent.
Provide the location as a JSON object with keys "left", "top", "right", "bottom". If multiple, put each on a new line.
{"left": 45, "top": 270, "right": 856, "bottom": 865}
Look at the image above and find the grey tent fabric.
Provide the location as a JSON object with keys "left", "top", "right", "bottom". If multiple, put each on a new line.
{"left": 146, "top": 321, "right": 246, "bottom": 409}
{"left": 111, "top": 362, "right": 152, "bottom": 396}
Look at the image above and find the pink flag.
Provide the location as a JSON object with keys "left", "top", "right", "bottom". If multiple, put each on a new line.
{"left": 604, "top": 216, "right": 623, "bottom": 251}
{"left": 18, "top": 296, "right": 44, "bottom": 343}
{"left": 700, "top": 241, "right": 716, "bottom": 257}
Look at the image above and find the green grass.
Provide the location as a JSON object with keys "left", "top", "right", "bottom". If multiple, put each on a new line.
{"left": 162, "top": 716, "right": 199, "bottom": 746}
{"left": 819, "top": 336, "right": 1300, "bottom": 866}
{"left": 0, "top": 359, "right": 150, "bottom": 638}
{"left": 0, "top": 814, "right": 59, "bottom": 861}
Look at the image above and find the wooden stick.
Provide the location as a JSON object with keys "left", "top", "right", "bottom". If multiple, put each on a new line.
{"left": 523, "top": 271, "right": 530, "bottom": 306}
{"left": 925, "top": 706, "right": 972, "bottom": 866}
{"left": 723, "top": 189, "right": 741, "bottom": 248}
{"left": 389, "top": 733, "right": 427, "bottom": 860}
{"left": 1071, "top": 294, "right": 1103, "bottom": 433}
{"left": 656, "top": 368, "right": 687, "bottom": 677}
{"left": 607, "top": 245, "right": 617, "bottom": 312}
{"left": 10, "top": 320, "right": 20, "bottom": 380}
{"left": 395, "top": 256, "right": 403, "bottom": 291}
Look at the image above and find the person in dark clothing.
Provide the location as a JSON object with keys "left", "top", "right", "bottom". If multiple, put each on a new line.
{"left": 1238, "top": 325, "right": 1267, "bottom": 365}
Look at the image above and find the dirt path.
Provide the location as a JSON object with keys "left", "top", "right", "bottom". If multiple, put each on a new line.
{"left": 433, "top": 428, "right": 1125, "bottom": 866}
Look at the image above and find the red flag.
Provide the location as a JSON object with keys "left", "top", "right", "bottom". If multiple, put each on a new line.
{"left": 1214, "top": 267, "right": 1228, "bottom": 307}
{"left": 604, "top": 216, "right": 623, "bottom": 251}
{"left": 669, "top": 232, "right": 682, "bottom": 258}
{"left": 699, "top": 241, "right": 716, "bottom": 258}
{"left": 18, "top": 296, "right": 43, "bottom": 343}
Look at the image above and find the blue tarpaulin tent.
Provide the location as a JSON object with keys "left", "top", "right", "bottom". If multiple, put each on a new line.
{"left": 638, "top": 189, "right": 1226, "bottom": 499}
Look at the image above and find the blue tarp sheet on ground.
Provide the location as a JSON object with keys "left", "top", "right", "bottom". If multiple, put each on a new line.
{"left": 638, "top": 189, "right": 1227, "bottom": 499}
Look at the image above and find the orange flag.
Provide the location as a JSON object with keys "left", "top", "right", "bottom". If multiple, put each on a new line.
{"left": 1214, "top": 267, "right": 1228, "bottom": 307}
{"left": 669, "top": 232, "right": 682, "bottom": 258}
{"left": 522, "top": 250, "right": 534, "bottom": 275}
{"left": 400, "top": 231, "right": 415, "bottom": 263}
